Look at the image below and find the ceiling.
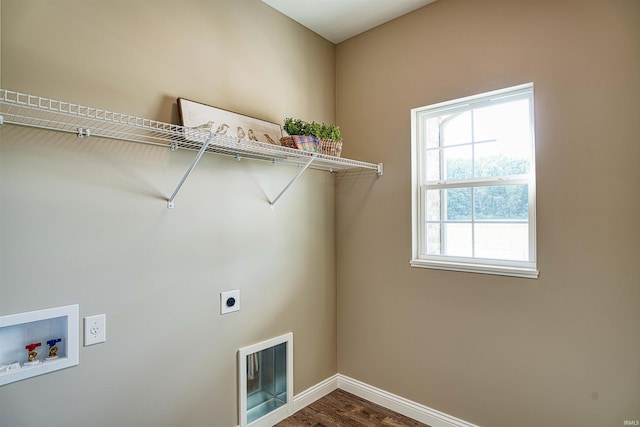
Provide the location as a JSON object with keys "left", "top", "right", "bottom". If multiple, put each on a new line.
{"left": 262, "top": 0, "right": 438, "bottom": 44}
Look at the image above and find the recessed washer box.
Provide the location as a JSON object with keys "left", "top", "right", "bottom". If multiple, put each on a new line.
{"left": 0, "top": 304, "right": 79, "bottom": 386}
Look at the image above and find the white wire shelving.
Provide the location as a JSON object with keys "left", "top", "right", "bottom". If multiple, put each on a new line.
{"left": 0, "top": 89, "right": 382, "bottom": 208}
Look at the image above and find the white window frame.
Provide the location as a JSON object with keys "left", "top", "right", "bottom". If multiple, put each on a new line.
{"left": 410, "top": 83, "right": 539, "bottom": 279}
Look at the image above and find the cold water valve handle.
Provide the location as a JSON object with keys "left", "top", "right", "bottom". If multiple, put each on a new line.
{"left": 47, "top": 338, "right": 62, "bottom": 358}
{"left": 25, "top": 342, "right": 41, "bottom": 363}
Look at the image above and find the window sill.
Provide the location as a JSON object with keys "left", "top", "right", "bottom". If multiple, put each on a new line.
{"left": 410, "top": 259, "right": 539, "bottom": 279}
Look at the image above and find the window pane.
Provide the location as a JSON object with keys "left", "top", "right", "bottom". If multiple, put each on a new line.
{"left": 442, "top": 111, "right": 471, "bottom": 146}
{"left": 425, "top": 190, "right": 441, "bottom": 221}
{"left": 425, "top": 116, "right": 443, "bottom": 149}
{"left": 473, "top": 99, "right": 530, "bottom": 144}
{"left": 426, "top": 223, "right": 472, "bottom": 257}
{"left": 474, "top": 185, "right": 529, "bottom": 220}
{"left": 425, "top": 148, "right": 441, "bottom": 181}
{"left": 474, "top": 223, "right": 529, "bottom": 261}
{"left": 473, "top": 99, "right": 532, "bottom": 178}
{"left": 474, "top": 143, "right": 530, "bottom": 178}
{"left": 426, "top": 223, "right": 441, "bottom": 255}
{"left": 444, "top": 223, "right": 472, "bottom": 257}
{"left": 427, "top": 145, "right": 473, "bottom": 181}
{"left": 427, "top": 189, "right": 471, "bottom": 221}
{"left": 444, "top": 145, "right": 472, "bottom": 180}
{"left": 446, "top": 188, "right": 472, "bottom": 220}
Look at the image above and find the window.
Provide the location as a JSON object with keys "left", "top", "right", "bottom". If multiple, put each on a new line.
{"left": 411, "top": 83, "right": 538, "bottom": 278}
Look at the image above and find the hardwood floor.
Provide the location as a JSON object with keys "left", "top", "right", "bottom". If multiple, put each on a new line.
{"left": 274, "top": 389, "right": 431, "bottom": 427}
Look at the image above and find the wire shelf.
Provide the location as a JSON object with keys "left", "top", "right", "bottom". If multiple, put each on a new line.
{"left": 0, "top": 89, "right": 382, "bottom": 174}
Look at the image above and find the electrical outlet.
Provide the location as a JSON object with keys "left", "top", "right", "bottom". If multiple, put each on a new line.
{"left": 220, "top": 290, "right": 240, "bottom": 315}
{"left": 84, "top": 314, "right": 106, "bottom": 346}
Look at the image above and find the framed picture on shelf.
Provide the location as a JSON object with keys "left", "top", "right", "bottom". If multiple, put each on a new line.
{"left": 177, "top": 98, "right": 282, "bottom": 145}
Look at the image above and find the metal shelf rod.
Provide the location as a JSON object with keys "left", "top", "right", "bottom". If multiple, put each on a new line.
{"left": 270, "top": 154, "right": 317, "bottom": 210}
{"left": 167, "top": 133, "right": 214, "bottom": 209}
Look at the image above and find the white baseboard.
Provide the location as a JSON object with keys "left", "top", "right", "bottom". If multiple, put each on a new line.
{"left": 288, "top": 373, "right": 478, "bottom": 427}
{"left": 337, "top": 375, "right": 479, "bottom": 427}
{"left": 293, "top": 373, "right": 339, "bottom": 412}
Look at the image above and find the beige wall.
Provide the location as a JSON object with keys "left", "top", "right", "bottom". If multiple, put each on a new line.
{"left": 336, "top": 0, "right": 640, "bottom": 426}
{"left": 3, "top": 0, "right": 639, "bottom": 426}
{"left": 0, "top": 1, "right": 337, "bottom": 426}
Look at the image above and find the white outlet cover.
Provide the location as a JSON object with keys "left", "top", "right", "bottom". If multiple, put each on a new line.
{"left": 220, "top": 290, "right": 240, "bottom": 315}
{"left": 84, "top": 314, "right": 106, "bottom": 346}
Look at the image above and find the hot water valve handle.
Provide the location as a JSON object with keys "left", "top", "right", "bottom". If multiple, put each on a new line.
{"left": 25, "top": 342, "right": 41, "bottom": 363}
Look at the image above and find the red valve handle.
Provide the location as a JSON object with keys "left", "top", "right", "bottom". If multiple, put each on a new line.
{"left": 25, "top": 343, "right": 41, "bottom": 352}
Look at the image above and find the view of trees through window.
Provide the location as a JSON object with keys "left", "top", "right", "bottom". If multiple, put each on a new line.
{"left": 419, "top": 91, "right": 534, "bottom": 262}
{"left": 444, "top": 156, "right": 529, "bottom": 221}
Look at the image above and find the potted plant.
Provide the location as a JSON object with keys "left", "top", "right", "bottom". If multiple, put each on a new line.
{"left": 281, "top": 118, "right": 343, "bottom": 157}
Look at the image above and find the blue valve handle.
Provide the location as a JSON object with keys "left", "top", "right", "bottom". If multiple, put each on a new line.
{"left": 47, "top": 338, "right": 61, "bottom": 347}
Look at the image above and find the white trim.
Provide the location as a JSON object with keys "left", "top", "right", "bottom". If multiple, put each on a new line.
{"left": 337, "top": 375, "right": 480, "bottom": 427}
{"left": 413, "top": 82, "right": 533, "bottom": 114}
{"left": 292, "top": 374, "right": 339, "bottom": 412}
{"left": 261, "top": 373, "right": 478, "bottom": 427}
{"left": 410, "top": 258, "right": 539, "bottom": 279}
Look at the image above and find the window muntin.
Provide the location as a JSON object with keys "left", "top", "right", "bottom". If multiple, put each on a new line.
{"left": 411, "top": 84, "right": 538, "bottom": 278}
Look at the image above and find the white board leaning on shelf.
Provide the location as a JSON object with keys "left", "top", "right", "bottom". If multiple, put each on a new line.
{"left": 177, "top": 98, "right": 283, "bottom": 146}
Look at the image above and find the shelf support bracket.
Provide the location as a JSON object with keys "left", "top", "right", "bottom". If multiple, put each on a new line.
{"left": 167, "top": 133, "right": 213, "bottom": 208}
{"left": 270, "top": 154, "right": 317, "bottom": 210}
